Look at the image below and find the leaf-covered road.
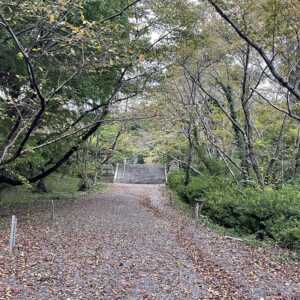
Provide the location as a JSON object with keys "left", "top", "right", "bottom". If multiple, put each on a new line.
{"left": 1, "top": 184, "right": 300, "bottom": 299}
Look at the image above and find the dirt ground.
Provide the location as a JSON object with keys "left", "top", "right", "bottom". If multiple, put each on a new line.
{"left": 0, "top": 184, "right": 299, "bottom": 299}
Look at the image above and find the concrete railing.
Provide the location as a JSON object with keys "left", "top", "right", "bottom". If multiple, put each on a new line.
{"left": 114, "top": 163, "right": 166, "bottom": 184}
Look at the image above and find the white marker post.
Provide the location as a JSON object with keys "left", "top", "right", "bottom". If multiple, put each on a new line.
{"left": 9, "top": 215, "right": 17, "bottom": 252}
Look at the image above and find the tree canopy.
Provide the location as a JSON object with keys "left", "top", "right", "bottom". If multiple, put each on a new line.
{"left": 0, "top": 0, "right": 300, "bottom": 189}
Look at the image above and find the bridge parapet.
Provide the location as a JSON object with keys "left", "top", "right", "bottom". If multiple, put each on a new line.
{"left": 114, "top": 164, "right": 166, "bottom": 184}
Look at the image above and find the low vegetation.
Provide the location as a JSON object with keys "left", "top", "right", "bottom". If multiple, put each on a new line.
{"left": 0, "top": 174, "right": 104, "bottom": 215}
{"left": 168, "top": 170, "right": 300, "bottom": 251}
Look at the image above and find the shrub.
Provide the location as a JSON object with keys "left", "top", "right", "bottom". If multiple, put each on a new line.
{"left": 186, "top": 175, "right": 234, "bottom": 202}
{"left": 205, "top": 159, "right": 228, "bottom": 176}
{"left": 168, "top": 170, "right": 184, "bottom": 189}
{"left": 277, "top": 223, "right": 300, "bottom": 249}
{"left": 168, "top": 170, "right": 188, "bottom": 200}
{"left": 168, "top": 172, "right": 300, "bottom": 250}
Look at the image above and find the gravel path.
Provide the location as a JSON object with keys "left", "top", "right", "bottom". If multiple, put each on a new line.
{"left": 0, "top": 184, "right": 300, "bottom": 299}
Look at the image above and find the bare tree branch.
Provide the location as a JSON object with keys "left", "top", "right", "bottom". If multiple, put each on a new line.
{"left": 101, "top": 0, "right": 143, "bottom": 23}
{"left": 252, "top": 89, "right": 300, "bottom": 122}
{"left": 0, "top": 15, "right": 46, "bottom": 162}
{"left": 207, "top": 0, "right": 300, "bottom": 101}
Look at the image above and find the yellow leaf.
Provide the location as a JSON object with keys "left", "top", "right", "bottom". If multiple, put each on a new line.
{"left": 72, "top": 26, "right": 80, "bottom": 33}
{"left": 49, "top": 14, "right": 55, "bottom": 23}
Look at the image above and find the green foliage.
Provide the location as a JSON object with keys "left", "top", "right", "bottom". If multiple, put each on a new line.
{"left": 167, "top": 170, "right": 187, "bottom": 200}
{"left": 186, "top": 175, "right": 232, "bottom": 201}
{"left": 277, "top": 224, "right": 300, "bottom": 250}
{"left": 168, "top": 170, "right": 233, "bottom": 201}
{"left": 168, "top": 170, "right": 184, "bottom": 189}
{"left": 202, "top": 159, "right": 228, "bottom": 176}
{"left": 168, "top": 171, "right": 300, "bottom": 250}
{"left": 0, "top": 0, "right": 152, "bottom": 186}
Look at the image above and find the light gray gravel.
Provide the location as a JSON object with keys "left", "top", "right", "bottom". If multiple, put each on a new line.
{"left": 1, "top": 184, "right": 299, "bottom": 300}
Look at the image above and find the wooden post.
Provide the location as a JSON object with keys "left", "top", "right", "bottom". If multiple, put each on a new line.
{"left": 9, "top": 215, "right": 17, "bottom": 252}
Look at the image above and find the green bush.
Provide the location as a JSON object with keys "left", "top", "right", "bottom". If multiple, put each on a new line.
{"left": 168, "top": 170, "right": 188, "bottom": 200}
{"left": 168, "top": 172, "right": 300, "bottom": 250}
{"left": 204, "top": 186, "right": 300, "bottom": 249}
{"left": 168, "top": 170, "right": 185, "bottom": 190}
{"left": 186, "top": 175, "right": 234, "bottom": 201}
{"left": 205, "top": 159, "right": 228, "bottom": 176}
{"left": 277, "top": 223, "right": 300, "bottom": 249}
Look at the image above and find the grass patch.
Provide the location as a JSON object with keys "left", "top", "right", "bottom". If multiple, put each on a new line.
{"left": 0, "top": 173, "right": 105, "bottom": 213}
{"left": 45, "top": 174, "right": 81, "bottom": 193}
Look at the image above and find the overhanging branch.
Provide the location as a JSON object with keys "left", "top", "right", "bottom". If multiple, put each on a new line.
{"left": 207, "top": 0, "right": 300, "bottom": 101}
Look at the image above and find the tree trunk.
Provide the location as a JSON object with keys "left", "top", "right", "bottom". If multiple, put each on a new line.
{"left": 36, "top": 178, "right": 47, "bottom": 193}
{"left": 184, "top": 127, "right": 193, "bottom": 186}
{"left": 93, "top": 133, "right": 100, "bottom": 185}
{"left": 265, "top": 116, "right": 286, "bottom": 183}
{"left": 223, "top": 84, "right": 250, "bottom": 182}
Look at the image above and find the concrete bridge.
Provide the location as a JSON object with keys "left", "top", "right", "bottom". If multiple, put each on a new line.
{"left": 114, "top": 163, "right": 166, "bottom": 184}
